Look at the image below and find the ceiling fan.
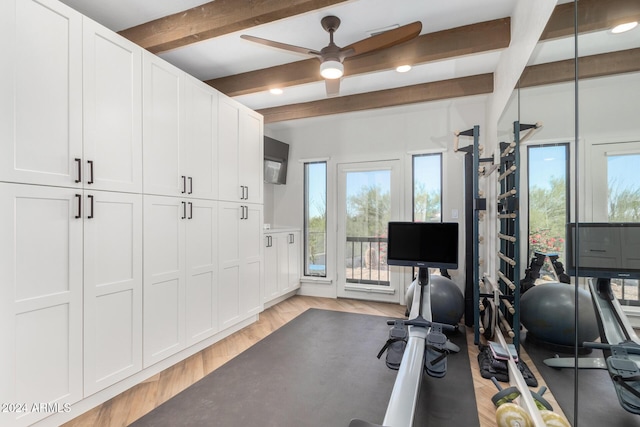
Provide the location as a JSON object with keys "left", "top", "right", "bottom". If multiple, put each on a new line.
{"left": 240, "top": 16, "right": 422, "bottom": 97}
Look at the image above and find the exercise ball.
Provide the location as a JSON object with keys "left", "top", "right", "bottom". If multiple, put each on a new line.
{"left": 520, "top": 282, "right": 599, "bottom": 348}
{"left": 405, "top": 275, "right": 464, "bottom": 326}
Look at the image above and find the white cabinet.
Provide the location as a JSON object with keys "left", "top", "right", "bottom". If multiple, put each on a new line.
{"left": 218, "top": 95, "right": 264, "bottom": 204}
{"left": 83, "top": 19, "right": 143, "bottom": 194}
{"left": 143, "top": 56, "right": 219, "bottom": 199}
{"left": 0, "top": 4, "right": 142, "bottom": 193}
{"left": 0, "top": 0, "right": 83, "bottom": 188}
{"left": 1, "top": 0, "right": 263, "bottom": 421}
{"left": 218, "top": 202, "right": 263, "bottom": 329}
{"left": 142, "top": 54, "right": 184, "bottom": 197}
{"left": 185, "top": 198, "right": 219, "bottom": 346}
{"left": 239, "top": 106, "right": 264, "bottom": 203}
{"left": 0, "top": 183, "right": 83, "bottom": 426}
{"left": 263, "top": 231, "right": 301, "bottom": 304}
{"left": 143, "top": 195, "right": 218, "bottom": 367}
{"left": 183, "top": 76, "right": 219, "bottom": 200}
{"left": 287, "top": 232, "right": 301, "bottom": 291}
{"left": 83, "top": 190, "right": 143, "bottom": 395}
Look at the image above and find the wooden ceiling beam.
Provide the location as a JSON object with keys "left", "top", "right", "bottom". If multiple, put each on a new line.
{"left": 118, "top": 0, "right": 351, "bottom": 54}
{"left": 207, "top": 18, "right": 510, "bottom": 96}
{"left": 519, "top": 48, "right": 640, "bottom": 88}
{"left": 257, "top": 74, "right": 494, "bottom": 123}
{"left": 259, "top": 46, "right": 640, "bottom": 124}
{"left": 541, "top": 0, "right": 640, "bottom": 41}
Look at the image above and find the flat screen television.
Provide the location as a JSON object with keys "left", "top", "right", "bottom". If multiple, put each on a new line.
{"left": 386, "top": 221, "right": 459, "bottom": 269}
{"left": 566, "top": 222, "right": 640, "bottom": 279}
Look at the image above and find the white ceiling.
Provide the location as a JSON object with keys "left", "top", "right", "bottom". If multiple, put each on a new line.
{"left": 57, "top": 0, "right": 638, "bottom": 113}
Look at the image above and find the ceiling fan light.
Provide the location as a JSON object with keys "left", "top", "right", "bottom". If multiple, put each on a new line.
{"left": 320, "top": 60, "right": 344, "bottom": 79}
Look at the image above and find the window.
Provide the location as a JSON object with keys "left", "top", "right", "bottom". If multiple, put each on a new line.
{"left": 527, "top": 144, "right": 569, "bottom": 266}
{"left": 412, "top": 154, "right": 442, "bottom": 222}
{"left": 607, "top": 152, "right": 640, "bottom": 305}
{"left": 304, "top": 162, "right": 327, "bottom": 277}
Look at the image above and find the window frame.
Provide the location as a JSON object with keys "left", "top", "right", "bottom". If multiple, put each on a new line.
{"left": 303, "top": 161, "right": 327, "bottom": 277}
{"left": 526, "top": 142, "right": 570, "bottom": 266}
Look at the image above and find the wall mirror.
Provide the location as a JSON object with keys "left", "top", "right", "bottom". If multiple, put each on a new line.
{"left": 512, "top": 0, "right": 640, "bottom": 425}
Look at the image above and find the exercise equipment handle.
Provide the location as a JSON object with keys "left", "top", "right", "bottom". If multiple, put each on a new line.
{"left": 584, "top": 341, "right": 640, "bottom": 355}
{"left": 386, "top": 316, "right": 456, "bottom": 332}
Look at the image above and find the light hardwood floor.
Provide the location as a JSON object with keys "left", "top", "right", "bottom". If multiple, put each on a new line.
{"left": 63, "top": 295, "right": 566, "bottom": 427}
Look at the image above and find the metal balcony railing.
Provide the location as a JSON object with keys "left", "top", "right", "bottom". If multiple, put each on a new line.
{"left": 345, "top": 236, "right": 389, "bottom": 285}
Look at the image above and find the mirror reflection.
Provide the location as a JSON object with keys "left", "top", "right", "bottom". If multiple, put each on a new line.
{"left": 513, "top": 0, "right": 640, "bottom": 425}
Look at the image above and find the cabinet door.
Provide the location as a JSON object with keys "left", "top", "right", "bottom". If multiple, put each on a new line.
{"left": 143, "top": 54, "right": 184, "bottom": 197}
{"left": 0, "top": 0, "right": 82, "bottom": 188}
{"left": 83, "top": 19, "right": 142, "bottom": 193}
{"left": 239, "top": 108, "right": 264, "bottom": 204}
{"left": 0, "top": 183, "right": 83, "bottom": 426}
{"left": 184, "top": 76, "right": 218, "bottom": 200}
{"left": 84, "top": 191, "right": 142, "bottom": 395}
{"left": 218, "top": 96, "right": 240, "bottom": 202}
{"left": 218, "top": 202, "right": 241, "bottom": 328}
{"left": 241, "top": 204, "right": 264, "bottom": 316}
{"left": 276, "top": 234, "right": 289, "bottom": 293}
{"left": 143, "top": 195, "right": 186, "bottom": 367}
{"left": 185, "top": 199, "right": 218, "bottom": 345}
{"left": 263, "top": 235, "right": 279, "bottom": 301}
{"left": 287, "top": 232, "right": 301, "bottom": 291}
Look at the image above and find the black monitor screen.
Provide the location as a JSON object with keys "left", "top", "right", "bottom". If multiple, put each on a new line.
{"left": 387, "top": 222, "right": 458, "bottom": 269}
{"left": 566, "top": 222, "right": 640, "bottom": 279}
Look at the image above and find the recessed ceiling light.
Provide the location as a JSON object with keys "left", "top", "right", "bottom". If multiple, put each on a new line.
{"left": 396, "top": 65, "right": 412, "bottom": 73}
{"left": 611, "top": 21, "right": 638, "bottom": 34}
{"left": 269, "top": 88, "right": 283, "bottom": 95}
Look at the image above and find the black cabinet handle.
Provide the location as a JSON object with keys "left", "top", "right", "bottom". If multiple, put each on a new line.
{"left": 245, "top": 205, "right": 249, "bottom": 220}
{"left": 87, "top": 160, "right": 94, "bottom": 184}
{"left": 75, "top": 194, "right": 82, "bottom": 218}
{"left": 188, "top": 177, "right": 193, "bottom": 194}
{"left": 181, "top": 201, "right": 186, "bottom": 219}
{"left": 239, "top": 185, "right": 249, "bottom": 200}
{"left": 181, "top": 176, "right": 186, "bottom": 194}
{"left": 289, "top": 233, "right": 294, "bottom": 244}
{"left": 188, "top": 202, "right": 193, "bottom": 219}
{"left": 74, "top": 158, "right": 82, "bottom": 183}
{"left": 87, "top": 195, "right": 94, "bottom": 219}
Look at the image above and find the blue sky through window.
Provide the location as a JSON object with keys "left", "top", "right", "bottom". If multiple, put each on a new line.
{"left": 608, "top": 154, "right": 640, "bottom": 193}
{"left": 306, "top": 162, "right": 326, "bottom": 218}
{"left": 528, "top": 145, "right": 566, "bottom": 189}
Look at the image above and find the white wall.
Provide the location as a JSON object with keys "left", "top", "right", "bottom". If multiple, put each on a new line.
{"left": 265, "top": 95, "right": 488, "bottom": 297}
{"left": 486, "top": 0, "right": 558, "bottom": 152}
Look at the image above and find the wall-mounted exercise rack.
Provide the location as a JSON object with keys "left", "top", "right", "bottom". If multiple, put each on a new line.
{"left": 454, "top": 125, "right": 497, "bottom": 344}
{"left": 493, "top": 121, "right": 540, "bottom": 351}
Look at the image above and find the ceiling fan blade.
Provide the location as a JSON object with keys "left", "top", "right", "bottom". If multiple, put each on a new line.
{"left": 240, "top": 34, "right": 322, "bottom": 57}
{"left": 341, "top": 21, "right": 422, "bottom": 58}
{"left": 325, "top": 78, "right": 340, "bottom": 97}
